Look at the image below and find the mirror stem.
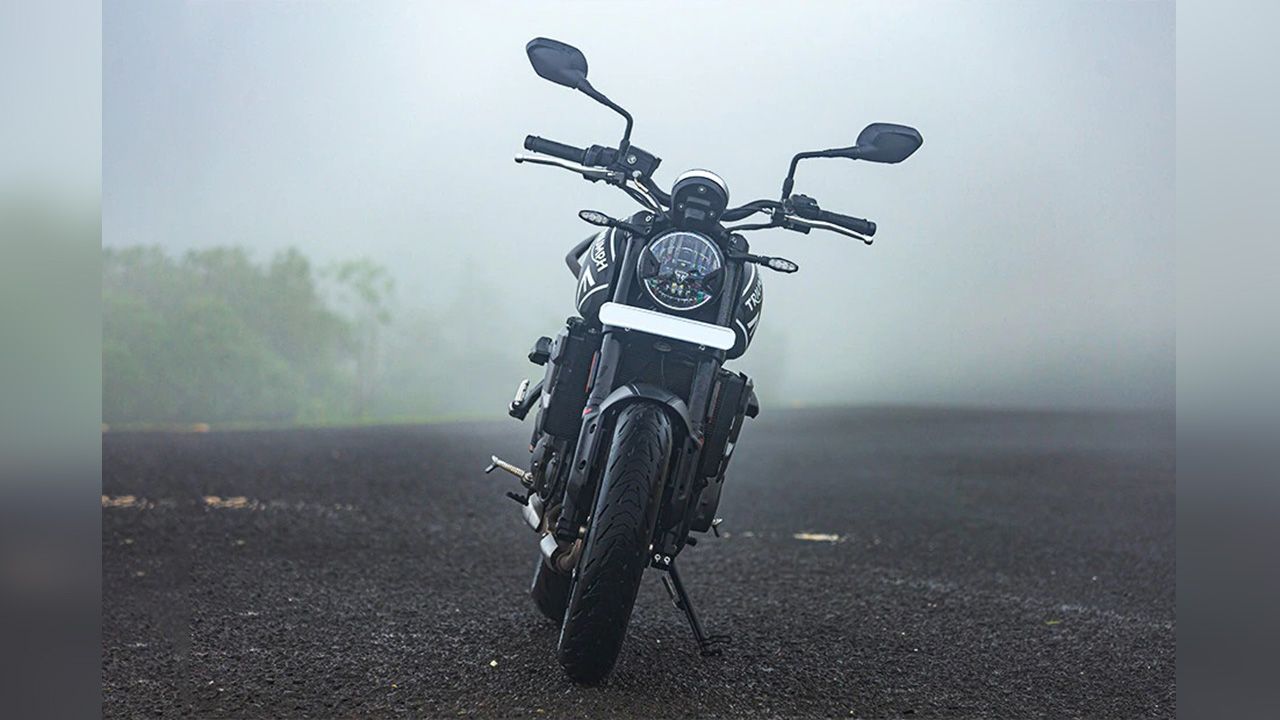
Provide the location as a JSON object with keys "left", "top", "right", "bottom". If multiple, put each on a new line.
{"left": 577, "top": 79, "right": 634, "bottom": 152}
{"left": 780, "top": 150, "right": 824, "bottom": 199}
{"left": 780, "top": 146, "right": 861, "bottom": 199}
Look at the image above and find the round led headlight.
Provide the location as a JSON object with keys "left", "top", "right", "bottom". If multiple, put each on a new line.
{"left": 637, "top": 231, "right": 724, "bottom": 312}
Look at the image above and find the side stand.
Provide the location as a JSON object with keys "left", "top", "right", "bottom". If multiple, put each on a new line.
{"left": 660, "top": 560, "right": 730, "bottom": 657}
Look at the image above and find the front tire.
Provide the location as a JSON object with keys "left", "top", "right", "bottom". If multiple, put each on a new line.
{"left": 557, "top": 402, "right": 673, "bottom": 684}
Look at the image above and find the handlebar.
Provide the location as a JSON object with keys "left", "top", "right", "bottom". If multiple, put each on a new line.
{"left": 722, "top": 200, "right": 782, "bottom": 222}
{"left": 518, "top": 139, "right": 877, "bottom": 242}
{"left": 811, "top": 209, "right": 876, "bottom": 237}
{"left": 524, "top": 135, "right": 589, "bottom": 165}
{"left": 784, "top": 194, "right": 876, "bottom": 238}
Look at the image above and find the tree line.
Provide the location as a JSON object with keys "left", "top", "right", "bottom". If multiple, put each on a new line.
{"left": 102, "top": 246, "right": 391, "bottom": 424}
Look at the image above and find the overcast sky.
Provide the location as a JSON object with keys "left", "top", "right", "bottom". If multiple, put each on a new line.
{"left": 104, "top": 1, "right": 1173, "bottom": 410}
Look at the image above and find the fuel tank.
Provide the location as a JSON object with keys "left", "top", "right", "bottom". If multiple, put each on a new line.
{"left": 572, "top": 228, "right": 762, "bottom": 359}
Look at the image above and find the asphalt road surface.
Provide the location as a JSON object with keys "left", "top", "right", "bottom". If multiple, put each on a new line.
{"left": 102, "top": 407, "right": 1175, "bottom": 718}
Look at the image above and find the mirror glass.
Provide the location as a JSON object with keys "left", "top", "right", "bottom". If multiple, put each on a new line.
{"left": 526, "top": 38, "right": 588, "bottom": 89}
{"left": 849, "top": 123, "right": 923, "bottom": 164}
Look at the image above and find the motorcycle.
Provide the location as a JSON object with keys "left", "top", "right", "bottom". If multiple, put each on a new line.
{"left": 484, "top": 37, "right": 922, "bottom": 684}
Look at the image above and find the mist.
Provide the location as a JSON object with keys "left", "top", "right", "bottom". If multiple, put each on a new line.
{"left": 102, "top": 1, "right": 1173, "bottom": 422}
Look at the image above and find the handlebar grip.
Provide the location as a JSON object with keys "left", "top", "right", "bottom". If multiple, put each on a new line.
{"left": 524, "top": 135, "right": 588, "bottom": 165}
{"left": 818, "top": 210, "right": 877, "bottom": 237}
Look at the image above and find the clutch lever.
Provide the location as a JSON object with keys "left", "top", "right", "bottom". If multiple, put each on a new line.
{"left": 514, "top": 153, "right": 623, "bottom": 183}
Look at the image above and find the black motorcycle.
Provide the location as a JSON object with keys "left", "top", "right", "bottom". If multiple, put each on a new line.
{"left": 485, "top": 37, "right": 922, "bottom": 684}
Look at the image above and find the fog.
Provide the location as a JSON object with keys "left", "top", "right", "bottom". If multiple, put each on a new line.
{"left": 103, "top": 1, "right": 1173, "bottom": 419}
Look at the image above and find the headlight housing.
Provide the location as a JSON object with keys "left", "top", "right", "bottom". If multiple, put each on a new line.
{"left": 638, "top": 230, "right": 724, "bottom": 312}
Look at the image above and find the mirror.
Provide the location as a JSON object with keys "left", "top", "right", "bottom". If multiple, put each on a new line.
{"left": 780, "top": 122, "right": 922, "bottom": 197}
{"left": 842, "top": 123, "right": 923, "bottom": 164}
{"left": 525, "top": 37, "right": 636, "bottom": 149}
{"left": 526, "top": 38, "right": 588, "bottom": 89}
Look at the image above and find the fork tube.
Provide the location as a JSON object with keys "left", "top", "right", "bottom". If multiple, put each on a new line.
{"left": 584, "top": 230, "right": 642, "bottom": 414}
{"left": 554, "top": 231, "right": 645, "bottom": 541}
{"left": 685, "top": 260, "right": 740, "bottom": 441}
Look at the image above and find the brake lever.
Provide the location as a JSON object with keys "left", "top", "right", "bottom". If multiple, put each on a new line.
{"left": 787, "top": 215, "right": 872, "bottom": 245}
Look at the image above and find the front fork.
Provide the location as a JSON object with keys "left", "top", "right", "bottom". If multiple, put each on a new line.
{"left": 485, "top": 230, "right": 745, "bottom": 653}
{"left": 556, "top": 232, "right": 741, "bottom": 552}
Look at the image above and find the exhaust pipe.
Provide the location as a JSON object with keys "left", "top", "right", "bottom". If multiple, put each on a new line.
{"left": 539, "top": 530, "right": 584, "bottom": 574}
{"left": 538, "top": 533, "right": 560, "bottom": 563}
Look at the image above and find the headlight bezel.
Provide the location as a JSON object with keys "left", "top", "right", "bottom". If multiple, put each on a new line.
{"left": 636, "top": 230, "right": 725, "bottom": 313}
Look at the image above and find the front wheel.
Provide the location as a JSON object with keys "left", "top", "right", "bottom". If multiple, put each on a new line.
{"left": 557, "top": 402, "right": 673, "bottom": 684}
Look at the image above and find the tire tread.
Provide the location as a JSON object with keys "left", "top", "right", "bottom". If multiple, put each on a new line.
{"left": 557, "top": 402, "right": 672, "bottom": 684}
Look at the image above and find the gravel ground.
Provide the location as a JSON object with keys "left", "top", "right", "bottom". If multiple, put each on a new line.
{"left": 102, "top": 406, "right": 1175, "bottom": 718}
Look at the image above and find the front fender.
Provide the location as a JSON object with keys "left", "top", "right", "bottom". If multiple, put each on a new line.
{"left": 598, "top": 383, "right": 696, "bottom": 443}
{"left": 554, "top": 382, "right": 696, "bottom": 542}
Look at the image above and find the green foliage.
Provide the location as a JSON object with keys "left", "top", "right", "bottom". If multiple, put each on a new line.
{"left": 102, "top": 246, "right": 388, "bottom": 424}
{"left": 323, "top": 259, "right": 396, "bottom": 419}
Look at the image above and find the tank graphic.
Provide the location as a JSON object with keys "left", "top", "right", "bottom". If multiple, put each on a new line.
{"left": 728, "top": 261, "right": 762, "bottom": 359}
{"left": 574, "top": 227, "right": 619, "bottom": 321}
